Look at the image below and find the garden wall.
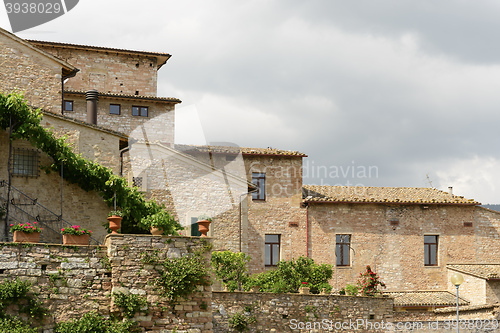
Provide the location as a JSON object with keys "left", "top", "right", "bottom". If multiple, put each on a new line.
{"left": 212, "top": 291, "right": 394, "bottom": 332}
{"left": 0, "top": 234, "right": 212, "bottom": 333}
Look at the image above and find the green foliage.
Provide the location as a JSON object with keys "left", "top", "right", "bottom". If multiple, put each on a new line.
{"left": 344, "top": 284, "right": 358, "bottom": 296}
{"left": 211, "top": 251, "right": 251, "bottom": 291}
{"left": 0, "top": 315, "right": 37, "bottom": 333}
{"left": 112, "top": 292, "right": 147, "bottom": 319}
{"left": 0, "top": 92, "right": 182, "bottom": 234}
{"left": 60, "top": 225, "right": 92, "bottom": 235}
{"left": 357, "top": 265, "right": 386, "bottom": 296}
{"left": 139, "top": 210, "right": 180, "bottom": 235}
{"left": 142, "top": 251, "right": 210, "bottom": 305}
{"left": 228, "top": 311, "right": 256, "bottom": 332}
{"left": 108, "top": 210, "right": 123, "bottom": 217}
{"left": 244, "top": 257, "right": 332, "bottom": 294}
{"left": 54, "top": 311, "right": 140, "bottom": 333}
{"left": 0, "top": 279, "right": 46, "bottom": 321}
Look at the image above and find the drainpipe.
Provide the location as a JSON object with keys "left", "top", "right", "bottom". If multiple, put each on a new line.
{"left": 306, "top": 202, "right": 310, "bottom": 258}
{"left": 61, "top": 69, "right": 79, "bottom": 115}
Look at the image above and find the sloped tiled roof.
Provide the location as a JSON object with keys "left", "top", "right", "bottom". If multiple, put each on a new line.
{"left": 387, "top": 291, "right": 469, "bottom": 307}
{"left": 175, "top": 144, "right": 307, "bottom": 157}
{"left": 302, "top": 185, "right": 480, "bottom": 205}
{"left": 448, "top": 264, "right": 500, "bottom": 280}
{"left": 28, "top": 40, "right": 171, "bottom": 69}
{"left": 65, "top": 90, "right": 181, "bottom": 104}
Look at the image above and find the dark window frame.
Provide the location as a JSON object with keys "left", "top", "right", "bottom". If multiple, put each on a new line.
{"left": 109, "top": 104, "right": 121, "bottom": 115}
{"left": 265, "top": 234, "right": 280, "bottom": 267}
{"left": 11, "top": 148, "right": 40, "bottom": 178}
{"left": 132, "top": 106, "right": 148, "bottom": 117}
{"left": 252, "top": 172, "right": 266, "bottom": 201}
{"left": 64, "top": 100, "right": 73, "bottom": 112}
{"left": 336, "top": 234, "right": 351, "bottom": 266}
{"left": 424, "top": 235, "right": 438, "bottom": 266}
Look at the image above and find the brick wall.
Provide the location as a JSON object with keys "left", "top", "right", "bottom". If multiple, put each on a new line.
{"left": 0, "top": 234, "right": 213, "bottom": 332}
{"left": 0, "top": 33, "right": 63, "bottom": 112}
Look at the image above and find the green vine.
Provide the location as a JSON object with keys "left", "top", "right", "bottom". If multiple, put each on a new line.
{"left": 0, "top": 92, "right": 182, "bottom": 234}
{"left": 0, "top": 279, "right": 47, "bottom": 322}
{"left": 228, "top": 311, "right": 256, "bottom": 332}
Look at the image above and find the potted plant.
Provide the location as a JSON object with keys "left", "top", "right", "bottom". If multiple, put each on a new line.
{"left": 139, "top": 210, "right": 179, "bottom": 236}
{"left": 10, "top": 222, "right": 42, "bottom": 243}
{"left": 107, "top": 210, "right": 123, "bottom": 234}
{"left": 299, "top": 281, "right": 310, "bottom": 294}
{"left": 61, "top": 225, "right": 92, "bottom": 245}
{"left": 197, "top": 214, "right": 212, "bottom": 237}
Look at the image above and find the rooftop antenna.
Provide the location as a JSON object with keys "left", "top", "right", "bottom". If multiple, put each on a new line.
{"left": 425, "top": 174, "right": 434, "bottom": 188}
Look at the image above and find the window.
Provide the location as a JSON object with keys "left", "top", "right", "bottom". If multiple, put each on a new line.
{"left": 190, "top": 217, "right": 202, "bottom": 237}
{"left": 64, "top": 101, "right": 73, "bottom": 111}
{"left": 265, "top": 234, "right": 280, "bottom": 266}
{"left": 424, "top": 235, "right": 438, "bottom": 266}
{"left": 110, "top": 104, "right": 121, "bottom": 115}
{"left": 252, "top": 172, "right": 265, "bottom": 200}
{"left": 336, "top": 235, "right": 351, "bottom": 266}
{"left": 132, "top": 106, "right": 148, "bottom": 117}
{"left": 12, "top": 148, "right": 39, "bottom": 177}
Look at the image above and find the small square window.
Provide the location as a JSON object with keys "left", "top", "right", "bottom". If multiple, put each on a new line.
{"left": 110, "top": 104, "right": 120, "bottom": 115}
{"left": 64, "top": 101, "right": 73, "bottom": 111}
{"left": 12, "top": 148, "right": 39, "bottom": 178}
{"left": 132, "top": 106, "right": 148, "bottom": 117}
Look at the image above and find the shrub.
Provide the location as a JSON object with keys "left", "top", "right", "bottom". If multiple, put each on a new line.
{"left": 228, "top": 311, "right": 255, "bottom": 332}
{"left": 54, "top": 311, "right": 140, "bottom": 333}
{"left": 112, "top": 292, "right": 147, "bottom": 319}
{"left": 9, "top": 222, "right": 42, "bottom": 233}
{"left": 211, "top": 251, "right": 251, "bottom": 291}
{"left": 344, "top": 284, "right": 358, "bottom": 296}
{"left": 357, "top": 265, "right": 386, "bottom": 296}
{"left": 0, "top": 315, "right": 37, "bottom": 333}
{"left": 244, "top": 256, "right": 332, "bottom": 294}
{"left": 60, "top": 225, "right": 92, "bottom": 236}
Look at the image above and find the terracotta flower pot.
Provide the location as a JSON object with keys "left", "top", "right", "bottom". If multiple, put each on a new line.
{"left": 63, "top": 234, "right": 90, "bottom": 245}
{"left": 150, "top": 227, "right": 163, "bottom": 236}
{"left": 197, "top": 219, "right": 211, "bottom": 237}
{"left": 13, "top": 231, "right": 40, "bottom": 243}
{"left": 107, "top": 215, "right": 122, "bottom": 234}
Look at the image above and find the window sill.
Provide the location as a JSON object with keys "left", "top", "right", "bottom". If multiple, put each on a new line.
{"left": 424, "top": 265, "right": 441, "bottom": 268}
{"left": 336, "top": 266, "right": 352, "bottom": 269}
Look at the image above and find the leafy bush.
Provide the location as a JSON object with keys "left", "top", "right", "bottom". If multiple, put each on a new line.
{"left": 211, "top": 251, "right": 251, "bottom": 291}
{"left": 228, "top": 311, "right": 255, "bottom": 332}
{"left": 139, "top": 210, "right": 179, "bottom": 235}
{"left": 344, "top": 284, "right": 358, "bottom": 296}
{"left": 54, "top": 311, "right": 140, "bottom": 333}
{"left": 113, "top": 292, "right": 147, "bottom": 319}
{"left": 244, "top": 257, "right": 332, "bottom": 294}
{"left": 0, "top": 279, "right": 46, "bottom": 321}
{"left": 0, "top": 315, "right": 37, "bottom": 333}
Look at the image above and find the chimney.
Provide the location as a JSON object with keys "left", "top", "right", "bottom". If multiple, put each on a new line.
{"left": 86, "top": 90, "right": 99, "bottom": 125}
{"left": 448, "top": 186, "right": 453, "bottom": 197}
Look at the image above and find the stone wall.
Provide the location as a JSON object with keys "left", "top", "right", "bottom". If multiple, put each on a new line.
{"left": 62, "top": 93, "right": 176, "bottom": 141}
{"left": 0, "top": 234, "right": 213, "bottom": 332}
{"left": 0, "top": 130, "right": 111, "bottom": 243}
{"left": 212, "top": 291, "right": 394, "bottom": 333}
{"left": 0, "top": 32, "right": 63, "bottom": 112}
{"left": 32, "top": 44, "right": 160, "bottom": 96}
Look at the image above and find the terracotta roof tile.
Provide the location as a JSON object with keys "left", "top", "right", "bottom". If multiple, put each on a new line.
{"left": 448, "top": 264, "right": 500, "bottom": 280}
{"left": 303, "top": 185, "right": 480, "bottom": 205}
{"left": 65, "top": 90, "right": 181, "bottom": 104}
{"left": 387, "top": 291, "right": 469, "bottom": 307}
{"left": 175, "top": 144, "right": 307, "bottom": 157}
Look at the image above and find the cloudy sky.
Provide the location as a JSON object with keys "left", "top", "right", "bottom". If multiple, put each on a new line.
{"left": 2, "top": 0, "right": 500, "bottom": 203}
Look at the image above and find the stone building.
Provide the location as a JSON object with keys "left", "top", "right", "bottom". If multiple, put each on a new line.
{"left": 2, "top": 28, "right": 500, "bottom": 307}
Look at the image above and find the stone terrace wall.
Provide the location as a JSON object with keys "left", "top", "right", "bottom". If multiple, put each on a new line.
{"left": 212, "top": 291, "right": 394, "bottom": 333}
{"left": 0, "top": 234, "right": 212, "bottom": 332}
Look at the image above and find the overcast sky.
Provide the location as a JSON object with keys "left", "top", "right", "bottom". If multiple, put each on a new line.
{"left": 2, "top": 0, "right": 500, "bottom": 203}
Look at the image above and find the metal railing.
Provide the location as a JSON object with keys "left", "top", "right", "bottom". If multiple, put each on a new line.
{"left": 0, "top": 180, "right": 100, "bottom": 245}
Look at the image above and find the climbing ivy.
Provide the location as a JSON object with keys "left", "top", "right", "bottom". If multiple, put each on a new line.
{"left": 0, "top": 93, "right": 182, "bottom": 234}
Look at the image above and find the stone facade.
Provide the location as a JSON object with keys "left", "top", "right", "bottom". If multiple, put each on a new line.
{"left": 0, "top": 234, "right": 213, "bottom": 332}
{"left": 0, "top": 28, "right": 76, "bottom": 113}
